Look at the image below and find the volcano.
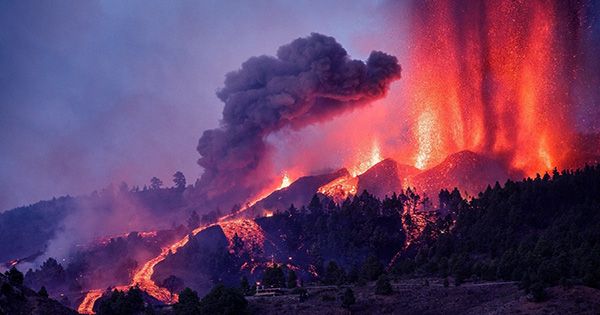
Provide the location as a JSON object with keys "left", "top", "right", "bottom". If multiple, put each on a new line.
{"left": 407, "top": 150, "right": 514, "bottom": 198}
{"left": 247, "top": 150, "right": 515, "bottom": 212}
{"left": 356, "top": 158, "right": 420, "bottom": 199}
{"left": 248, "top": 168, "right": 350, "bottom": 215}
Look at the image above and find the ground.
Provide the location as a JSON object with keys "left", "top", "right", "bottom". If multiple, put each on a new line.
{"left": 248, "top": 279, "right": 600, "bottom": 315}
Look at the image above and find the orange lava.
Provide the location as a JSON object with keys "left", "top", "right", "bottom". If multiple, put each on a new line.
{"left": 318, "top": 174, "right": 358, "bottom": 203}
{"left": 219, "top": 219, "right": 268, "bottom": 253}
{"left": 318, "top": 139, "right": 382, "bottom": 202}
{"left": 278, "top": 173, "right": 292, "bottom": 190}
{"left": 405, "top": 0, "right": 575, "bottom": 175}
{"left": 78, "top": 289, "right": 103, "bottom": 314}
{"left": 348, "top": 139, "right": 383, "bottom": 177}
{"left": 130, "top": 224, "right": 213, "bottom": 304}
{"left": 77, "top": 224, "right": 214, "bottom": 312}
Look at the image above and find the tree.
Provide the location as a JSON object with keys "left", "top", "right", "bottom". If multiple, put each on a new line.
{"left": 198, "top": 284, "right": 247, "bottom": 315}
{"left": 287, "top": 270, "right": 298, "bottom": 288}
{"left": 187, "top": 210, "right": 200, "bottom": 231}
{"left": 173, "top": 288, "right": 200, "bottom": 315}
{"left": 231, "top": 233, "right": 244, "bottom": 254}
{"left": 162, "top": 275, "right": 185, "bottom": 297}
{"left": 262, "top": 264, "right": 286, "bottom": 288}
{"left": 375, "top": 275, "right": 393, "bottom": 295}
{"left": 361, "top": 256, "right": 384, "bottom": 281}
{"left": 341, "top": 288, "right": 356, "bottom": 309}
{"left": 324, "top": 261, "right": 345, "bottom": 285}
{"left": 173, "top": 171, "right": 186, "bottom": 191}
{"left": 38, "top": 286, "right": 49, "bottom": 298}
{"left": 5, "top": 267, "right": 23, "bottom": 286}
{"left": 150, "top": 177, "right": 163, "bottom": 190}
{"left": 308, "top": 194, "right": 323, "bottom": 214}
{"left": 240, "top": 276, "right": 251, "bottom": 295}
{"left": 1, "top": 283, "right": 12, "bottom": 296}
{"left": 96, "top": 287, "right": 146, "bottom": 315}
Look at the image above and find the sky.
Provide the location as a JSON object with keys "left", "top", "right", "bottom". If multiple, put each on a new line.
{"left": 0, "top": 0, "right": 406, "bottom": 211}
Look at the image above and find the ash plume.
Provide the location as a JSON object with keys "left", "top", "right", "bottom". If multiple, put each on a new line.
{"left": 196, "top": 33, "right": 401, "bottom": 208}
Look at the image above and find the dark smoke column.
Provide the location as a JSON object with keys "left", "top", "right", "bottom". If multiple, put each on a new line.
{"left": 196, "top": 33, "right": 401, "bottom": 209}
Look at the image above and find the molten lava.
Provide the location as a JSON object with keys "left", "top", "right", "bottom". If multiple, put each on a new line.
{"left": 219, "top": 219, "right": 268, "bottom": 254}
{"left": 348, "top": 140, "right": 383, "bottom": 177}
{"left": 404, "top": 0, "right": 578, "bottom": 175}
{"left": 317, "top": 174, "right": 358, "bottom": 203}
{"left": 130, "top": 224, "right": 213, "bottom": 304}
{"left": 318, "top": 139, "right": 383, "bottom": 202}
{"left": 78, "top": 289, "right": 103, "bottom": 314}
{"left": 278, "top": 173, "right": 292, "bottom": 190}
{"left": 78, "top": 224, "right": 214, "bottom": 313}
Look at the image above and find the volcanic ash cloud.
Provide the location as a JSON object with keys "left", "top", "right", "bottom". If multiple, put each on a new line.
{"left": 196, "top": 33, "right": 401, "bottom": 208}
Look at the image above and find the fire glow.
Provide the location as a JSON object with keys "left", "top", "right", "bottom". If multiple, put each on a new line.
{"left": 76, "top": 1, "right": 598, "bottom": 311}
{"left": 403, "top": 0, "right": 578, "bottom": 175}
{"left": 318, "top": 139, "right": 383, "bottom": 202}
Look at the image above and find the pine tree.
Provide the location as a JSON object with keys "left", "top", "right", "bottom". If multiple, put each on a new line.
{"left": 38, "top": 286, "right": 49, "bottom": 298}
{"left": 5, "top": 267, "right": 23, "bottom": 286}
{"left": 287, "top": 270, "right": 298, "bottom": 288}
{"left": 240, "top": 276, "right": 251, "bottom": 295}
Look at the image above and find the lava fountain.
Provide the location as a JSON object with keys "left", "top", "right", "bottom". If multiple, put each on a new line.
{"left": 402, "top": 0, "right": 583, "bottom": 174}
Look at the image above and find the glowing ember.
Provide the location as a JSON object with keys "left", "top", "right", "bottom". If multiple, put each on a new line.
{"left": 6, "top": 259, "right": 19, "bottom": 268}
{"left": 414, "top": 111, "right": 439, "bottom": 169}
{"left": 404, "top": 0, "right": 576, "bottom": 175}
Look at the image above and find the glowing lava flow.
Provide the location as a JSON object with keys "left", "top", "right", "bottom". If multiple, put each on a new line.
{"left": 318, "top": 174, "right": 358, "bottom": 203}
{"left": 77, "top": 289, "right": 103, "bottom": 314}
{"left": 78, "top": 224, "right": 214, "bottom": 313}
{"left": 319, "top": 139, "right": 382, "bottom": 202}
{"left": 131, "top": 224, "right": 213, "bottom": 304}
{"left": 77, "top": 175, "right": 295, "bottom": 313}
{"left": 219, "top": 219, "right": 267, "bottom": 253}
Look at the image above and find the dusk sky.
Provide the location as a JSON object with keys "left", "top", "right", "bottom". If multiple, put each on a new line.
{"left": 0, "top": 1, "right": 407, "bottom": 211}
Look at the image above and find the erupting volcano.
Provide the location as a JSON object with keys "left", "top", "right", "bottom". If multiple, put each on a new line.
{"left": 402, "top": 0, "right": 595, "bottom": 175}
{"left": 4, "top": 1, "right": 600, "bottom": 314}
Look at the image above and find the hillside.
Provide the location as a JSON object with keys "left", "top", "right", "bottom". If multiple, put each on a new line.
{"left": 249, "top": 279, "right": 600, "bottom": 315}
{"left": 0, "top": 271, "right": 77, "bottom": 315}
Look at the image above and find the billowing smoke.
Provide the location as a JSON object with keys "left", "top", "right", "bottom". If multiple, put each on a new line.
{"left": 196, "top": 33, "right": 401, "bottom": 207}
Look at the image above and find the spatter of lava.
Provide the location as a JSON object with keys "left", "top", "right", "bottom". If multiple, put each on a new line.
{"left": 403, "top": 0, "right": 582, "bottom": 175}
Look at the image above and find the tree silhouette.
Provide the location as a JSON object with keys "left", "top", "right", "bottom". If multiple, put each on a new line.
{"left": 187, "top": 210, "right": 200, "bottom": 231}
{"left": 5, "top": 267, "right": 23, "bottom": 286}
{"left": 173, "top": 171, "right": 186, "bottom": 191}
{"left": 150, "top": 177, "right": 163, "bottom": 190}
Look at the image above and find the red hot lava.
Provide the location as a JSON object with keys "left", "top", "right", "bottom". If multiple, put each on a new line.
{"left": 401, "top": 0, "right": 582, "bottom": 174}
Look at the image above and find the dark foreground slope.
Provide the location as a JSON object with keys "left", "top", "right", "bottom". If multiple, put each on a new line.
{"left": 250, "top": 279, "right": 600, "bottom": 315}
{"left": 0, "top": 272, "right": 77, "bottom": 315}
{"left": 394, "top": 164, "right": 600, "bottom": 292}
